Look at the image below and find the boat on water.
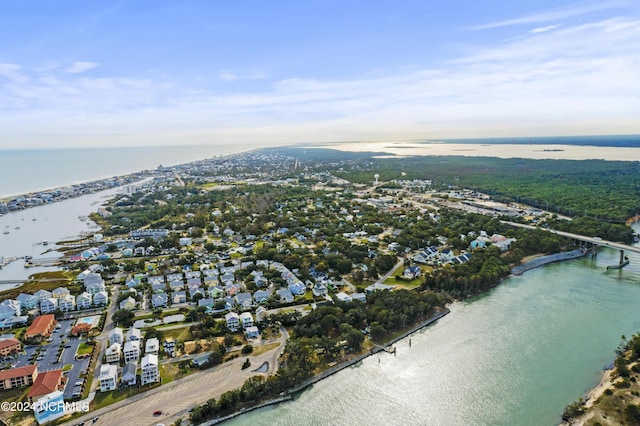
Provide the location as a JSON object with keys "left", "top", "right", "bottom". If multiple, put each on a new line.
{"left": 14, "top": 226, "right": 20, "bottom": 230}
{"left": 42, "top": 240, "right": 48, "bottom": 245}
{"left": 2, "top": 231, "right": 8, "bottom": 235}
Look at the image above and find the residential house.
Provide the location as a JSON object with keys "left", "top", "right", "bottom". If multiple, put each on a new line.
{"left": 145, "top": 338, "right": 159, "bottom": 355}
{"left": 244, "top": 326, "right": 260, "bottom": 339}
{"left": 185, "top": 270, "right": 201, "bottom": 279}
{"left": 198, "top": 298, "right": 214, "bottom": 309}
{"left": 225, "top": 282, "right": 241, "bottom": 296}
{"left": 186, "top": 279, "right": 201, "bottom": 292}
{"left": 125, "top": 278, "right": 139, "bottom": 289}
{"left": 123, "top": 340, "right": 140, "bottom": 363}
{"left": 58, "top": 294, "right": 76, "bottom": 312}
{"left": 276, "top": 288, "right": 294, "bottom": 304}
{"left": 351, "top": 292, "right": 367, "bottom": 303}
{"left": 0, "top": 338, "right": 21, "bottom": 357}
{"left": 24, "top": 315, "right": 56, "bottom": 340}
{"left": 288, "top": 281, "right": 306, "bottom": 296}
{"left": 190, "top": 287, "right": 206, "bottom": 300}
{"left": 253, "top": 290, "right": 270, "bottom": 304}
{"left": 122, "top": 362, "right": 137, "bottom": 386}
{"left": 225, "top": 312, "right": 240, "bottom": 332}
{"left": 151, "top": 293, "right": 168, "bottom": 308}
{"left": 335, "top": 292, "right": 352, "bottom": 303}
{"left": 84, "top": 273, "right": 106, "bottom": 294}
{"left": 235, "top": 292, "right": 253, "bottom": 309}
{"left": 255, "top": 306, "right": 268, "bottom": 323}
{"left": 27, "top": 369, "right": 64, "bottom": 403}
{"left": 99, "top": 364, "right": 118, "bottom": 392}
{"left": 0, "top": 364, "right": 37, "bottom": 390}
{"left": 33, "top": 290, "right": 52, "bottom": 302}
{"left": 119, "top": 296, "right": 136, "bottom": 311}
{"left": 365, "top": 282, "right": 395, "bottom": 295}
{"left": 51, "top": 287, "right": 70, "bottom": 299}
{"left": 126, "top": 328, "right": 141, "bottom": 342}
{"left": 207, "top": 286, "right": 224, "bottom": 299}
{"left": 39, "top": 298, "right": 58, "bottom": 315}
{"left": 140, "top": 354, "right": 159, "bottom": 386}
{"left": 93, "top": 291, "right": 109, "bottom": 307}
{"left": 0, "top": 300, "right": 20, "bottom": 326}
{"left": 172, "top": 291, "right": 187, "bottom": 305}
{"left": 33, "top": 390, "right": 68, "bottom": 425}
{"left": 105, "top": 343, "right": 122, "bottom": 363}
{"left": 240, "top": 312, "right": 254, "bottom": 329}
{"left": 312, "top": 282, "right": 328, "bottom": 297}
{"left": 109, "top": 327, "right": 123, "bottom": 346}
{"left": 403, "top": 266, "right": 421, "bottom": 280}
{"left": 166, "top": 273, "right": 183, "bottom": 282}
{"left": 76, "top": 292, "right": 92, "bottom": 309}
{"left": 169, "top": 280, "right": 184, "bottom": 292}
{"left": 33, "top": 390, "right": 66, "bottom": 424}
{"left": 151, "top": 282, "right": 167, "bottom": 293}
{"left": 16, "top": 293, "right": 39, "bottom": 310}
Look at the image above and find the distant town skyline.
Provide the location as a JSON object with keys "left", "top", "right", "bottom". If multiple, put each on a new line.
{"left": 1, "top": 0, "right": 639, "bottom": 150}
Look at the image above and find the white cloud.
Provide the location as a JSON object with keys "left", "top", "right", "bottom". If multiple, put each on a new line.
{"left": 218, "top": 71, "right": 269, "bottom": 81}
{"left": 530, "top": 25, "right": 561, "bottom": 33}
{"left": 66, "top": 61, "right": 99, "bottom": 74}
{"left": 470, "top": 0, "right": 629, "bottom": 30}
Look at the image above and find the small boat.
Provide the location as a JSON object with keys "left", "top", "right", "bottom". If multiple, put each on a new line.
{"left": 2, "top": 231, "right": 8, "bottom": 235}
{"left": 14, "top": 226, "right": 20, "bottom": 230}
{"left": 42, "top": 240, "right": 48, "bottom": 245}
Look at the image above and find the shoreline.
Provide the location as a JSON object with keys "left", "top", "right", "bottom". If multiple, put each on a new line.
{"left": 202, "top": 308, "right": 451, "bottom": 425}
{"left": 510, "top": 249, "right": 586, "bottom": 276}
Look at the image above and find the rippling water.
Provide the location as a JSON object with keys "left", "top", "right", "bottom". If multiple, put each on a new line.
{"left": 228, "top": 240, "right": 640, "bottom": 426}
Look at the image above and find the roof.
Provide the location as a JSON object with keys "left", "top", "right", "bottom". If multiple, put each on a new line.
{"left": 28, "top": 369, "right": 63, "bottom": 399}
{"left": 0, "top": 337, "right": 20, "bottom": 350}
{"left": 26, "top": 314, "right": 55, "bottom": 336}
{"left": 0, "top": 364, "right": 37, "bottom": 381}
{"left": 123, "top": 362, "right": 137, "bottom": 377}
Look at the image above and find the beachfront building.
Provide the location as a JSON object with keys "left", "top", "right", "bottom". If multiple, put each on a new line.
{"left": 119, "top": 296, "right": 136, "bottom": 311}
{"left": 33, "top": 390, "right": 66, "bottom": 425}
{"left": 25, "top": 315, "right": 56, "bottom": 340}
{"left": 245, "top": 326, "right": 260, "bottom": 339}
{"left": 58, "top": 294, "right": 76, "bottom": 312}
{"left": 0, "top": 338, "right": 21, "bottom": 357}
{"left": 33, "top": 290, "right": 52, "bottom": 302}
{"left": 109, "top": 327, "right": 123, "bottom": 346}
{"left": 27, "top": 369, "right": 64, "bottom": 404}
{"left": 240, "top": 312, "right": 254, "bottom": 329}
{"left": 16, "top": 293, "right": 39, "bottom": 310}
{"left": 76, "top": 292, "right": 92, "bottom": 309}
{"left": 39, "top": 298, "right": 58, "bottom": 315}
{"left": 140, "top": 354, "right": 159, "bottom": 386}
{"left": 126, "top": 327, "right": 141, "bottom": 342}
{"left": 123, "top": 341, "right": 140, "bottom": 363}
{"left": 105, "top": 343, "right": 122, "bottom": 363}
{"left": 99, "top": 364, "right": 118, "bottom": 392}
{"left": 93, "top": 291, "right": 108, "bottom": 306}
{"left": 51, "top": 287, "right": 70, "bottom": 299}
{"left": 225, "top": 312, "right": 240, "bottom": 332}
{"left": 145, "top": 338, "right": 159, "bottom": 355}
{"left": 0, "top": 365, "right": 37, "bottom": 391}
{"left": 122, "top": 362, "right": 137, "bottom": 386}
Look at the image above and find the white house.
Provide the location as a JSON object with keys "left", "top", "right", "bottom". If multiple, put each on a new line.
{"left": 240, "top": 312, "right": 254, "bottom": 329}
{"left": 145, "top": 338, "right": 159, "bottom": 355}
{"left": 119, "top": 296, "right": 136, "bottom": 311}
{"left": 255, "top": 306, "right": 268, "bottom": 323}
{"left": 122, "top": 362, "right": 137, "bottom": 386}
{"left": 51, "top": 287, "right": 70, "bottom": 299}
{"left": 76, "top": 292, "right": 92, "bottom": 310}
{"left": 93, "top": 291, "right": 109, "bottom": 307}
{"left": 245, "top": 326, "right": 260, "bottom": 339}
{"left": 276, "top": 288, "right": 294, "bottom": 304}
{"left": 152, "top": 293, "right": 168, "bottom": 308}
{"left": 225, "top": 312, "right": 240, "bottom": 331}
{"left": 58, "top": 294, "right": 76, "bottom": 312}
{"left": 99, "top": 364, "right": 118, "bottom": 392}
{"left": 235, "top": 292, "right": 253, "bottom": 309}
{"left": 109, "top": 328, "right": 123, "bottom": 345}
{"left": 105, "top": 343, "right": 122, "bottom": 363}
{"left": 40, "top": 298, "right": 58, "bottom": 314}
{"left": 126, "top": 328, "right": 141, "bottom": 342}
{"left": 140, "top": 354, "right": 160, "bottom": 386}
{"left": 335, "top": 292, "right": 351, "bottom": 303}
{"left": 312, "top": 282, "right": 328, "bottom": 297}
{"left": 33, "top": 290, "right": 52, "bottom": 302}
{"left": 123, "top": 340, "right": 140, "bottom": 363}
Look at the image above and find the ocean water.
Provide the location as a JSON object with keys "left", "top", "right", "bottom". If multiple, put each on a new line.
{"left": 0, "top": 144, "right": 259, "bottom": 199}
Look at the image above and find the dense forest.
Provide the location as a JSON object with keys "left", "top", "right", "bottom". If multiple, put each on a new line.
{"left": 324, "top": 155, "right": 640, "bottom": 222}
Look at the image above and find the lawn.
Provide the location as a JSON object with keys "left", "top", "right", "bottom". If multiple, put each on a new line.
{"left": 160, "top": 362, "right": 193, "bottom": 384}
{"left": 158, "top": 326, "right": 193, "bottom": 342}
{"left": 77, "top": 342, "right": 94, "bottom": 356}
{"left": 0, "top": 270, "right": 74, "bottom": 301}
{"left": 92, "top": 385, "right": 148, "bottom": 411}
{"left": 248, "top": 342, "right": 280, "bottom": 357}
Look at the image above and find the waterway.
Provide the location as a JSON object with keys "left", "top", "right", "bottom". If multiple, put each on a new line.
{"left": 228, "top": 233, "right": 640, "bottom": 425}
{"left": 0, "top": 187, "right": 119, "bottom": 287}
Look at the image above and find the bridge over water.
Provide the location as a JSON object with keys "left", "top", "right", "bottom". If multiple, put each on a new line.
{"left": 502, "top": 221, "right": 640, "bottom": 269}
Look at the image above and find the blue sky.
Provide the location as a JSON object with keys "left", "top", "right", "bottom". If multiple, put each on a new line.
{"left": 1, "top": 0, "right": 639, "bottom": 149}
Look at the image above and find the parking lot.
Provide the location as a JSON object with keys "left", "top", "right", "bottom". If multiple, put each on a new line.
{"left": 10, "top": 319, "right": 92, "bottom": 399}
